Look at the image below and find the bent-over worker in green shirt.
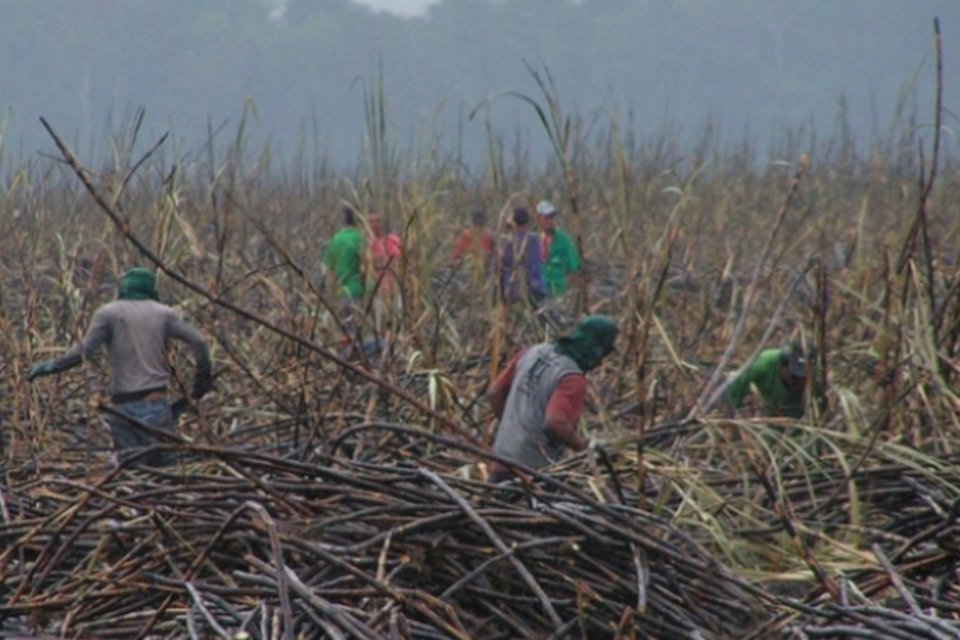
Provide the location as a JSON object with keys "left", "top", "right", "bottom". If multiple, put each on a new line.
{"left": 724, "top": 340, "right": 824, "bottom": 419}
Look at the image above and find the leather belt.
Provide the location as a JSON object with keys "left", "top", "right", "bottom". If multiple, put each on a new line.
{"left": 111, "top": 387, "right": 167, "bottom": 405}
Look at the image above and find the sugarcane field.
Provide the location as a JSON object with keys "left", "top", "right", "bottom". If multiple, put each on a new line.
{"left": 3, "top": 31, "right": 960, "bottom": 640}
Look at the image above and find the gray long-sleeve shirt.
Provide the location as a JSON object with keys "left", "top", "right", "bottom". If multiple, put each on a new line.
{"left": 51, "top": 299, "right": 210, "bottom": 396}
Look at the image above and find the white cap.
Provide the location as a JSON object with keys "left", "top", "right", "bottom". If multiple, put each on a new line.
{"left": 536, "top": 200, "right": 558, "bottom": 216}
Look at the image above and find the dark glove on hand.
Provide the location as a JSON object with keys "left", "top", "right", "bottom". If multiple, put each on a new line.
{"left": 191, "top": 370, "right": 212, "bottom": 399}
{"left": 27, "top": 361, "right": 57, "bottom": 382}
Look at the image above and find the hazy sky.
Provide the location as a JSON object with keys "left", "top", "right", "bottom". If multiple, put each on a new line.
{"left": 352, "top": 0, "right": 440, "bottom": 17}
{"left": 266, "top": 0, "right": 441, "bottom": 20}
{"left": 2, "top": 1, "right": 956, "bottom": 171}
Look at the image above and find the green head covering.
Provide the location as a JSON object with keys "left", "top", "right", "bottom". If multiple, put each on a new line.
{"left": 118, "top": 267, "right": 160, "bottom": 301}
{"left": 555, "top": 315, "right": 618, "bottom": 372}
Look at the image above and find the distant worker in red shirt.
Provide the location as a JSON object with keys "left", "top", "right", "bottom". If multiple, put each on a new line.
{"left": 367, "top": 212, "right": 402, "bottom": 300}
{"left": 486, "top": 315, "right": 618, "bottom": 482}
{"left": 452, "top": 209, "right": 496, "bottom": 265}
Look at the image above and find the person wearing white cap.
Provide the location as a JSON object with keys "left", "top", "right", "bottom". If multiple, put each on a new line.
{"left": 536, "top": 200, "right": 580, "bottom": 298}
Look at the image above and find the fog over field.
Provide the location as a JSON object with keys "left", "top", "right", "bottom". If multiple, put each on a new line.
{"left": 1, "top": 0, "right": 958, "bottom": 169}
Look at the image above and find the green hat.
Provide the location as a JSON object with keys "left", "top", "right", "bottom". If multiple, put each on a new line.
{"left": 556, "top": 315, "right": 618, "bottom": 372}
{"left": 118, "top": 267, "right": 159, "bottom": 301}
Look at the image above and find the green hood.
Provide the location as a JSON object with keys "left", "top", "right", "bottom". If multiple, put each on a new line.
{"left": 118, "top": 267, "right": 160, "bottom": 301}
{"left": 555, "top": 315, "right": 618, "bottom": 372}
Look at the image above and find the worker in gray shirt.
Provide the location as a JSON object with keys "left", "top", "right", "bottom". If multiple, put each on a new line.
{"left": 487, "top": 315, "right": 618, "bottom": 482}
{"left": 28, "top": 267, "right": 211, "bottom": 466}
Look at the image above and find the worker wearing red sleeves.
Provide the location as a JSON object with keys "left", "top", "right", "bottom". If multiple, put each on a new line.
{"left": 486, "top": 315, "right": 618, "bottom": 482}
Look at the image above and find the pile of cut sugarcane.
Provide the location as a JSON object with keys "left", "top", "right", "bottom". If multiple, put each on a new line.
{"left": 0, "top": 438, "right": 764, "bottom": 639}
{"left": 2, "top": 417, "right": 959, "bottom": 639}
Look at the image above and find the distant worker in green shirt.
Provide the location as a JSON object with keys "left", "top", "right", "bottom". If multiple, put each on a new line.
{"left": 536, "top": 200, "right": 581, "bottom": 298}
{"left": 323, "top": 206, "right": 365, "bottom": 300}
{"left": 724, "top": 340, "right": 824, "bottom": 419}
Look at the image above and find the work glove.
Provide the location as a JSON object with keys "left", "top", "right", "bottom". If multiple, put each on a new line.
{"left": 191, "top": 372, "right": 212, "bottom": 400}
{"left": 191, "top": 370, "right": 213, "bottom": 400}
{"left": 27, "top": 361, "right": 57, "bottom": 382}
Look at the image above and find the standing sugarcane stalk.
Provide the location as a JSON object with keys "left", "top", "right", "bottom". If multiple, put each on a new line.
{"left": 690, "top": 153, "right": 811, "bottom": 418}
{"left": 633, "top": 230, "right": 676, "bottom": 505}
